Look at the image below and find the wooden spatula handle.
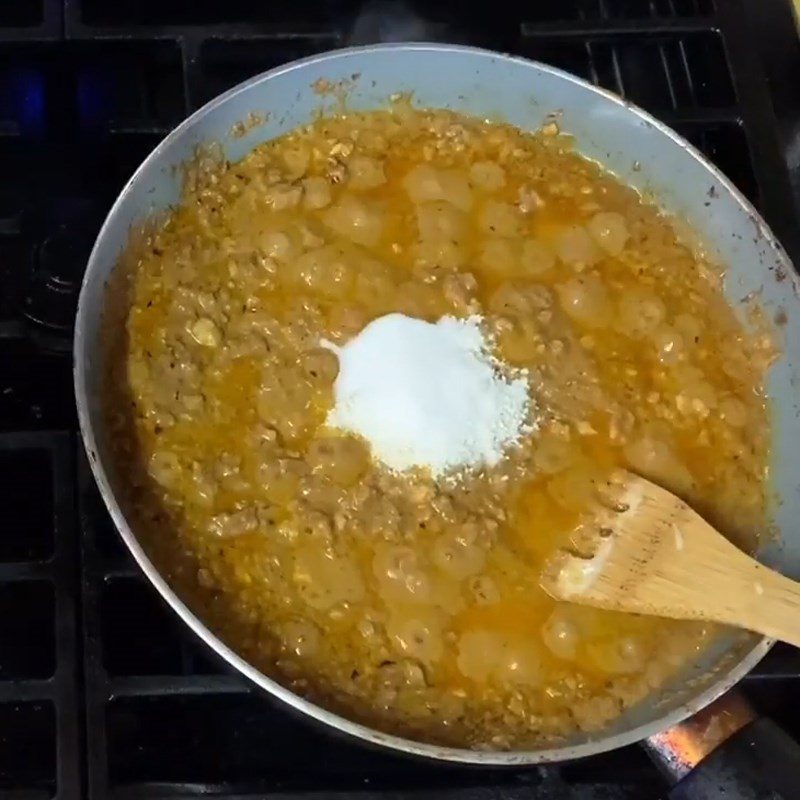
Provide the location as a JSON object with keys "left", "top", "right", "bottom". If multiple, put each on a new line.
{"left": 602, "top": 513, "right": 800, "bottom": 646}
{"left": 627, "top": 511, "right": 800, "bottom": 647}
{"left": 700, "top": 547, "right": 800, "bottom": 648}
{"left": 542, "top": 472, "right": 800, "bottom": 648}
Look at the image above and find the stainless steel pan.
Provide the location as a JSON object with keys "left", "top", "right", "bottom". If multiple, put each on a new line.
{"left": 74, "top": 44, "right": 800, "bottom": 793}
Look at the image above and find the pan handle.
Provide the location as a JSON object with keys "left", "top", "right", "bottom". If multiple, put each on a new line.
{"left": 644, "top": 691, "right": 800, "bottom": 799}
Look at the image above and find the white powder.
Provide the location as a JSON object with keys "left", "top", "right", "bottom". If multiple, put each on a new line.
{"left": 321, "top": 313, "right": 532, "bottom": 478}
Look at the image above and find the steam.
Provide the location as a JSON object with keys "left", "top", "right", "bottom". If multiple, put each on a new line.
{"left": 346, "top": 0, "right": 445, "bottom": 45}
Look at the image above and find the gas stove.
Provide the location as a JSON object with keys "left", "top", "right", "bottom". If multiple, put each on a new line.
{"left": 2, "top": 1, "right": 800, "bottom": 798}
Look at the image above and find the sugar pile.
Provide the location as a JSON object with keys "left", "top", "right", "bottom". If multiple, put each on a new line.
{"left": 321, "top": 313, "right": 532, "bottom": 478}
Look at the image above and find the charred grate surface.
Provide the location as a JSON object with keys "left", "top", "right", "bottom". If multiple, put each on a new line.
{"left": 1, "top": 1, "right": 799, "bottom": 798}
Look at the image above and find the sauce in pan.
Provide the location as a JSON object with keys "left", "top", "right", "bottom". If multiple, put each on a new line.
{"left": 106, "top": 104, "right": 773, "bottom": 748}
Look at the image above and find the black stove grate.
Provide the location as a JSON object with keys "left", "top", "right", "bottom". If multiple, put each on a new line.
{"left": 0, "top": 433, "right": 80, "bottom": 800}
{"left": 2, "top": 1, "right": 800, "bottom": 798}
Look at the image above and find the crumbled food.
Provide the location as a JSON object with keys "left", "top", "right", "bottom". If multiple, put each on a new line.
{"left": 106, "top": 105, "right": 772, "bottom": 751}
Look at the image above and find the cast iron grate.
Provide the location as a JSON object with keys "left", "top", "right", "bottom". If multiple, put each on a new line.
{"left": 0, "top": 433, "right": 79, "bottom": 800}
{"left": 1, "top": 1, "right": 800, "bottom": 798}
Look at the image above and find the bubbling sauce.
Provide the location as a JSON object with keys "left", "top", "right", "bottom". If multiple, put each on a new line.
{"left": 106, "top": 104, "right": 773, "bottom": 749}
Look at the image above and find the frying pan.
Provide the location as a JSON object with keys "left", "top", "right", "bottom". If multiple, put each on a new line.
{"left": 74, "top": 44, "right": 800, "bottom": 797}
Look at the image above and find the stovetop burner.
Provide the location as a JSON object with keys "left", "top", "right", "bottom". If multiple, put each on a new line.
{"left": 2, "top": 2, "right": 800, "bottom": 798}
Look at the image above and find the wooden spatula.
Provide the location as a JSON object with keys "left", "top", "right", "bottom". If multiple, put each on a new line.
{"left": 539, "top": 470, "right": 800, "bottom": 648}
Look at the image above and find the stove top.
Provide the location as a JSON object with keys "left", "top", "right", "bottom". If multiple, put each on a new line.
{"left": 2, "top": 1, "right": 800, "bottom": 798}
